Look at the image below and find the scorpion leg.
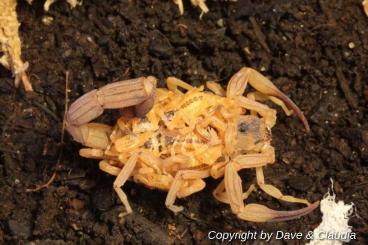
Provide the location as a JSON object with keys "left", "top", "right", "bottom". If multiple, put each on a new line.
{"left": 227, "top": 67, "right": 309, "bottom": 132}
{"left": 224, "top": 122, "right": 237, "bottom": 154}
{"left": 213, "top": 179, "right": 256, "bottom": 205}
{"left": 224, "top": 162, "right": 319, "bottom": 222}
{"left": 178, "top": 179, "right": 206, "bottom": 198}
{"left": 210, "top": 161, "right": 227, "bottom": 179}
{"left": 232, "top": 145, "right": 275, "bottom": 169}
{"left": 112, "top": 153, "right": 139, "bottom": 216}
{"left": 255, "top": 167, "right": 311, "bottom": 205}
{"left": 99, "top": 160, "right": 121, "bottom": 176}
{"left": 231, "top": 149, "right": 310, "bottom": 205}
{"left": 173, "top": 0, "right": 184, "bottom": 14}
{"left": 212, "top": 148, "right": 274, "bottom": 201}
{"left": 173, "top": 0, "right": 209, "bottom": 15}
{"left": 165, "top": 169, "right": 209, "bottom": 213}
{"left": 236, "top": 96, "right": 277, "bottom": 128}
{"left": 191, "top": 0, "right": 209, "bottom": 14}
{"left": 65, "top": 76, "right": 157, "bottom": 148}
{"left": 206, "top": 81, "right": 226, "bottom": 96}
{"left": 79, "top": 148, "right": 105, "bottom": 159}
{"left": 166, "top": 76, "right": 194, "bottom": 94}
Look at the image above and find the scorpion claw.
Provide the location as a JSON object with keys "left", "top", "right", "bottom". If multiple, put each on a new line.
{"left": 134, "top": 76, "right": 157, "bottom": 117}
{"left": 244, "top": 68, "right": 310, "bottom": 132}
{"left": 238, "top": 201, "right": 320, "bottom": 222}
{"left": 66, "top": 76, "right": 157, "bottom": 146}
{"left": 227, "top": 67, "right": 310, "bottom": 132}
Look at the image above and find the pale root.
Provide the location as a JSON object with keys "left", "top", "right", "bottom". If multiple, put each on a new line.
{"left": 0, "top": 0, "right": 33, "bottom": 91}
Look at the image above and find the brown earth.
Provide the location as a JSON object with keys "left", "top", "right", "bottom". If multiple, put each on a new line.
{"left": 0, "top": 0, "right": 367, "bottom": 244}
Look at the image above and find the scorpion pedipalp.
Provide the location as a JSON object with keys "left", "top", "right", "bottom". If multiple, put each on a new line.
{"left": 65, "top": 76, "right": 157, "bottom": 148}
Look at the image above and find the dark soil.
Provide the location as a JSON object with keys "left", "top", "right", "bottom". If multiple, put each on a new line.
{"left": 0, "top": 0, "right": 367, "bottom": 244}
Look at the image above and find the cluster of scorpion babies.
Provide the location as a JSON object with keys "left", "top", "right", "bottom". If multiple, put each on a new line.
{"left": 83, "top": 75, "right": 275, "bottom": 193}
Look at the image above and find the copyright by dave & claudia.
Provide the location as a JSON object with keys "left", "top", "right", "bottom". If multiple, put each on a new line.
{"left": 207, "top": 230, "right": 356, "bottom": 242}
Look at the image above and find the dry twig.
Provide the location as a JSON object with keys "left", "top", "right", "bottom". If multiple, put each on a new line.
{"left": 61, "top": 71, "right": 70, "bottom": 144}
{"left": 26, "top": 172, "right": 57, "bottom": 192}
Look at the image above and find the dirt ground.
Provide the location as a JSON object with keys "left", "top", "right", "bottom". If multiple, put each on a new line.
{"left": 0, "top": 0, "right": 367, "bottom": 244}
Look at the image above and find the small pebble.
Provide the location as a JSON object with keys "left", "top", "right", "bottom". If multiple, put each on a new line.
{"left": 343, "top": 51, "right": 351, "bottom": 57}
{"left": 216, "top": 18, "right": 224, "bottom": 27}
{"left": 93, "top": 222, "right": 109, "bottom": 236}
{"left": 79, "top": 179, "right": 96, "bottom": 190}
{"left": 348, "top": 42, "right": 355, "bottom": 49}
{"left": 194, "top": 230, "right": 205, "bottom": 241}
{"left": 288, "top": 176, "right": 313, "bottom": 191}
{"left": 92, "top": 186, "right": 114, "bottom": 211}
{"left": 282, "top": 151, "right": 297, "bottom": 164}
{"left": 333, "top": 181, "right": 343, "bottom": 193}
{"left": 8, "top": 219, "right": 31, "bottom": 239}
{"left": 243, "top": 47, "right": 251, "bottom": 55}
{"left": 69, "top": 198, "right": 85, "bottom": 211}
{"left": 42, "top": 16, "right": 54, "bottom": 25}
{"left": 149, "top": 39, "right": 173, "bottom": 59}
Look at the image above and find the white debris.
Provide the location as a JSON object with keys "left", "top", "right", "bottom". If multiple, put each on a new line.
{"left": 307, "top": 180, "right": 355, "bottom": 245}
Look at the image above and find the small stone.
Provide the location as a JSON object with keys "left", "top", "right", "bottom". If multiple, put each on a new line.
{"left": 194, "top": 230, "right": 205, "bottom": 241}
{"left": 343, "top": 50, "right": 351, "bottom": 57}
{"left": 69, "top": 198, "right": 85, "bottom": 211}
{"left": 93, "top": 222, "right": 109, "bottom": 236}
{"left": 243, "top": 47, "right": 251, "bottom": 55}
{"left": 333, "top": 138, "right": 351, "bottom": 159}
{"left": 42, "top": 16, "right": 54, "bottom": 25}
{"left": 216, "top": 18, "right": 224, "bottom": 27}
{"left": 281, "top": 84, "right": 291, "bottom": 93}
{"left": 333, "top": 181, "right": 343, "bottom": 193}
{"left": 288, "top": 175, "right": 313, "bottom": 191}
{"left": 348, "top": 42, "right": 355, "bottom": 49}
{"left": 70, "top": 223, "right": 81, "bottom": 231}
{"left": 149, "top": 39, "right": 173, "bottom": 59}
{"left": 92, "top": 185, "right": 114, "bottom": 211}
{"left": 168, "top": 223, "right": 176, "bottom": 232}
{"left": 62, "top": 49, "right": 73, "bottom": 58}
{"left": 224, "top": 224, "right": 233, "bottom": 231}
{"left": 79, "top": 179, "right": 96, "bottom": 190}
{"left": 8, "top": 218, "right": 32, "bottom": 239}
{"left": 282, "top": 151, "right": 297, "bottom": 164}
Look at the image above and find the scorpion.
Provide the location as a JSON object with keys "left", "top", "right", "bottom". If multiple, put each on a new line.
{"left": 65, "top": 67, "right": 318, "bottom": 222}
